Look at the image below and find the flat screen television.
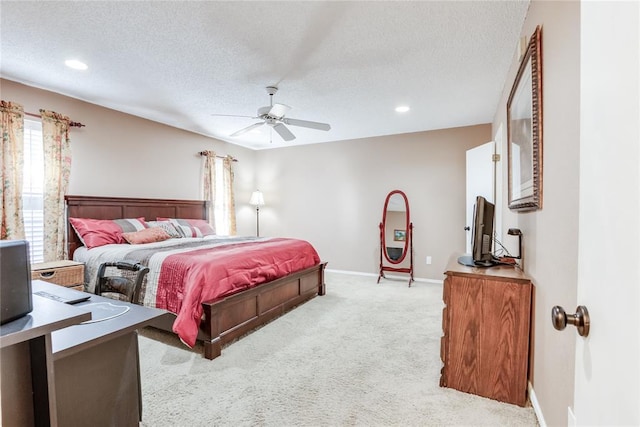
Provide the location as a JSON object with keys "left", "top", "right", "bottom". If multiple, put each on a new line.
{"left": 458, "top": 196, "right": 496, "bottom": 268}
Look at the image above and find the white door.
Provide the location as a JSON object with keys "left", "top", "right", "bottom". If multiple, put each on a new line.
{"left": 493, "top": 124, "right": 504, "bottom": 248}
{"left": 465, "top": 142, "right": 495, "bottom": 253}
{"left": 573, "top": 2, "right": 639, "bottom": 425}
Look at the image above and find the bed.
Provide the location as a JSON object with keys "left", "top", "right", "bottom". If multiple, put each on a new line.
{"left": 65, "top": 195, "right": 326, "bottom": 360}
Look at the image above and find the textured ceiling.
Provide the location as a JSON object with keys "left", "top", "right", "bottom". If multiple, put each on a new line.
{"left": 0, "top": 1, "right": 529, "bottom": 150}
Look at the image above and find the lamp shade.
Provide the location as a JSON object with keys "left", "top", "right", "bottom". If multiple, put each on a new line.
{"left": 249, "top": 190, "right": 265, "bottom": 207}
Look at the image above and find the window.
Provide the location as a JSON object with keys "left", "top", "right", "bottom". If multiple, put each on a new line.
{"left": 22, "top": 119, "right": 44, "bottom": 263}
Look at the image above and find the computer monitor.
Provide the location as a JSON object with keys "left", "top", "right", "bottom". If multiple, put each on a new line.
{"left": 0, "top": 240, "right": 33, "bottom": 324}
{"left": 458, "top": 196, "right": 496, "bottom": 267}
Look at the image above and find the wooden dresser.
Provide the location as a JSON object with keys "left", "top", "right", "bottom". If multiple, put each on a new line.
{"left": 440, "top": 254, "right": 532, "bottom": 406}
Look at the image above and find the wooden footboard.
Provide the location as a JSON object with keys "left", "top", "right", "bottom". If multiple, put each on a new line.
{"left": 201, "top": 262, "right": 326, "bottom": 359}
{"left": 149, "top": 262, "right": 326, "bottom": 359}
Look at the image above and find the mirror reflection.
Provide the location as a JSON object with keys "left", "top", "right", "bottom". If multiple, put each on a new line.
{"left": 384, "top": 193, "right": 408, "bottom": 262}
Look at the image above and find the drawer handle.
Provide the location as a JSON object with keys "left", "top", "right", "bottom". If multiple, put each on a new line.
{"left": 40, "top": 271, "right": 55, "bottom": 278}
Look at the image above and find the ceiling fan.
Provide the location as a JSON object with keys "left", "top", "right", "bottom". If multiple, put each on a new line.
{"left": 214, "top": 86, "right": 331, "bottom": 142}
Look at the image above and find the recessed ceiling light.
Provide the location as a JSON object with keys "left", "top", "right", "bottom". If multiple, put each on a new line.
{"left": 395, "top": 106, "right": 410, "bottom": 113}
{"left": 65, "top": 59, "right": 88, "bottom": 70}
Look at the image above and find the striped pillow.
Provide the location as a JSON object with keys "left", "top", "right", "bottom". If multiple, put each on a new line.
{"left": 146, "top": 220, "right": 182, "bottom": 238}
{"left": 69, "top": 217, "right": 148, "bottom": 249}
{"left": 156, "top": 218, "right": 216, "bottom": 238}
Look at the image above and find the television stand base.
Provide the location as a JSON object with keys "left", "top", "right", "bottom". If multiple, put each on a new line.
{"left": 457, "top": 255, "right": 497, "bottom": 268}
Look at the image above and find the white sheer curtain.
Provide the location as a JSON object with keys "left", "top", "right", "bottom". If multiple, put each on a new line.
{"left": 201, "top": 152, "right": 236, "bottom": 235}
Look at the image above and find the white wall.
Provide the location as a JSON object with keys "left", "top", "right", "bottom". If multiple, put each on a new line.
{"left": 492, "top": 1, "right": 581, "bottom": 425}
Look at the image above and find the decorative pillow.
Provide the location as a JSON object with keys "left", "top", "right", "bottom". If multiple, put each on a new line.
{"left": 156, "top": 218, "right": 216, "bottom": 238}
{"left": 146, "top": 220, "right": 182, "bottom": 238}
{"left": 122, "top": 227, "right": 171, "bottom": 244}
{"left": 69, "top": 217, "right": 148, "bottom": 249}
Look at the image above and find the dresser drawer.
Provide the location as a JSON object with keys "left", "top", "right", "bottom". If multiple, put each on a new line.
{"left": 31, "top": 261, "right": 84, "bottom": 291}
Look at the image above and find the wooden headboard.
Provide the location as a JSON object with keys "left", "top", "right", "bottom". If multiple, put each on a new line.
{"left": 65, "top": 195, "right": 208, "bottom": 259}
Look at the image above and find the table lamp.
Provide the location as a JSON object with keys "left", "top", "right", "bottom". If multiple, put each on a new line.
{"left": 508, "top": 228, "right": 523, "bottom": 259}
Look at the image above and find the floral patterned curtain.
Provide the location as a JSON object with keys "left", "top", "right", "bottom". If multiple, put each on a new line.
{"left": 40, "top": 109, "right": 72, "bottom": 261}
{"left": 201, "top": 150, "right": 217, "bottom": 231}
{"left": 0, "top": 101, "right": 25, "bottom": 240}
{"left": 222, "top": 155, "right": 237, "bottom": 235}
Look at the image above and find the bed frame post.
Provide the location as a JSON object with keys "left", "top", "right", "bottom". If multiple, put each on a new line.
{"left": 318, "top": 262, "right": 327, "bottom": 296}
{"left": 202, "top": 305, "right": 222, "bottom": 360}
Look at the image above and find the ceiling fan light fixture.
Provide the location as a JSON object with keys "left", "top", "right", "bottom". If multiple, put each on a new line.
{"left": 268, "top": 103, "right": 291, "bottom": 119}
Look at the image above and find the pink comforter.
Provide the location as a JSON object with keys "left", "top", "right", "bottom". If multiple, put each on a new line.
{"left": 156, "top": 238, "right": 320, "bottom": 346}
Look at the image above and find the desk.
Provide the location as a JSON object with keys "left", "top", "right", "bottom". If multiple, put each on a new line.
{"left": 1, "top": 293, "right": 90, "bottom": 426}
{"left": 1, "top": 280, "right": 169, "bottom": 426}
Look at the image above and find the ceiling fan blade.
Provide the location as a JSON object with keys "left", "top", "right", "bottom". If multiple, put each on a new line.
{"left": 282, "top": 118, "right": 331, "bottom": 131}
{"left": 268, "top": 103, "right": 291, "bottom": 119}
{"left": 272, "top": 123, "right": 296, "bottom": 141}
{"left": 230, "top": 122, "right": 264, "bottom": 137}
{"left": 211, "top": 114, "right": 257, "bottom": 119}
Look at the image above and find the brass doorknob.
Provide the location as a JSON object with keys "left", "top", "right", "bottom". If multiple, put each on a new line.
{"left": 551, "top": 305, "right": 590, "bottom": 337}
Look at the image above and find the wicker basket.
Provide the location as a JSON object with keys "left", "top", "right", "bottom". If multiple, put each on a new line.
{"left": 31, "top": 261, "right": 85, "bottom": 291}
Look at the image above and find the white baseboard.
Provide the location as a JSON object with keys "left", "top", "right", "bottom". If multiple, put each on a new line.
{"left": 325, "top": 268, "right": 377, "bottom": 277}
{"left": 528, "top": 382, "right": 546, "bottom": 427}
{"left": 325, "top": 268, "right": 443, "bottom": 285}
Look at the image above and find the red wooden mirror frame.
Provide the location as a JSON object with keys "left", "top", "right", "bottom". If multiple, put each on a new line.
{"left": 378, "top": 190, "right": 414, "bottom": 286}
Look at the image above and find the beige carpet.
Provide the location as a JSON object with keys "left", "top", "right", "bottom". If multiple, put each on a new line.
{"left": 138, "top": 271, "right": 538, "bottom": 426}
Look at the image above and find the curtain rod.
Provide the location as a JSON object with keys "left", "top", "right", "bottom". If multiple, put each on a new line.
{"left": 25, "top": 111, "right": 85, "bottom": 128}
{"left": 198, "top": 151, "right": 238, "bottom": 162}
